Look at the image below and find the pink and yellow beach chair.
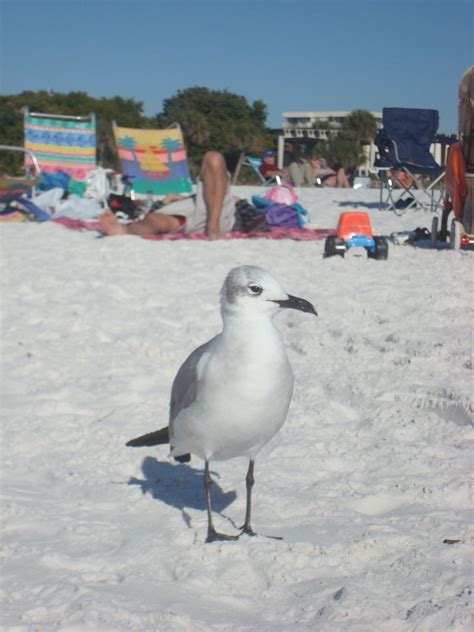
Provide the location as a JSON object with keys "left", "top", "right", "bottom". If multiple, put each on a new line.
{"left": 113, "top": 122, "right": 193, "bottom": 196}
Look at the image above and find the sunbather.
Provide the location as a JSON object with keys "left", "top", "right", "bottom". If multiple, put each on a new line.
{"left": 100, "top": 151, "right": 236, "bottom": 240}
{"left": 312, "top": 157, "right": 350, "bottom": 188}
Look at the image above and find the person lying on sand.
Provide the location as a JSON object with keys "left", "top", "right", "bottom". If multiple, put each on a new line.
{"left": 100, "top": 151, "right": 237, "bottom": 240}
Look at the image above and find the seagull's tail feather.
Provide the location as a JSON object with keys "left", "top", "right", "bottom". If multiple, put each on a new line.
{"left": 174, "top": 453, "right": 191, "bottom": 463}
{"left": 126, "top": 426, "right": 191, "bottom": 463}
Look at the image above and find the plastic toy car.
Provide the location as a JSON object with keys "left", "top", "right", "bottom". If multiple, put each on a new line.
{"left": 324, "top": 212, "right": 388, "bottom": 259}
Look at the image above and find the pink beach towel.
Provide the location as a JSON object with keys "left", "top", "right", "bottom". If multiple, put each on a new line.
{"left": 53, "top": 217, "right": 334, "bottom": 241}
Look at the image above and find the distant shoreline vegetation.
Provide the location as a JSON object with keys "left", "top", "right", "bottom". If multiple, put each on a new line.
{"left": 0, "top": 88, "right": 377, "bottom": 180}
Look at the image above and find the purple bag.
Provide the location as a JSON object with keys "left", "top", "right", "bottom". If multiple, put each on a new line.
{"left": 265, "top": 203, "right": 300, "bottom": 228}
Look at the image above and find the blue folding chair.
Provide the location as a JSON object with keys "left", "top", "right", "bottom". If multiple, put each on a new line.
{"left": 232, "top": 154, "right": 282, "bottom": 186}
{"left": 374, "top": 108, "right": 445, "bottom": 214}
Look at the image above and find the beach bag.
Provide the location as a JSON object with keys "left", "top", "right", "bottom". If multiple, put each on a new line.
{"left": 233, "top": 199, "right": 269, "bottom": 232}
{"left": 253, "top": 182, "right": 308, "bottom": 228}
{"left": 84, "top": 167, "right": 111, "bottom": 200}
{"left": 252, "top": 193, "right": 309, "bottom": 228}
{"left": 262, "top": 183, "right": 298, "bottom": 206}
{"left": 108, "top": 193, "right": 141, "bottom": 219}
{"left": 265, "top": 203, "right": 301, "bottom": 228}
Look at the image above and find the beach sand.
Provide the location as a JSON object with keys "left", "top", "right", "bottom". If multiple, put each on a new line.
{"left": 1, "top": 186, "right": 472, "bottom": 630}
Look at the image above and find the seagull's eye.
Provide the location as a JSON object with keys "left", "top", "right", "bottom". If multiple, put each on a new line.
{"left": 247, "top": 284, "right": 263, "bottom": 296}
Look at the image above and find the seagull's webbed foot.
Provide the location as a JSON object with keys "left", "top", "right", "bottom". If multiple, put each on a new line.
{"left": 240, "top": 523, "right": 258, "bottom": 537}
{"left": 240, "top": 524, "right": 283, "bottom": 540}
{"left": 206, "top": 528, "right": 240, "bottom": 543}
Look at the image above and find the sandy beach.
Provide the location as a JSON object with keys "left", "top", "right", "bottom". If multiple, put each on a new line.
{"left": 1, "top": 185, "right": 473, "bottom": 631}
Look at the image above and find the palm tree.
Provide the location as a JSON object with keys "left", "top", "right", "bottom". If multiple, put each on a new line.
{"left": 119, "top": 135, "right": 139, "bottom": 163}
{"left": 160, "top": 137, "right": 182, "bottom": 168}
{"left": 325, "top": 135, "right": 366, "bottom": 171}
{"left": 342, "top": 111, "right": 378, "bottom": 151}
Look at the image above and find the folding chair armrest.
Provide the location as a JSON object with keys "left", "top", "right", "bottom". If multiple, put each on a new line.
{"left": 0, "top": 145, "right": 41, "bottom": 177}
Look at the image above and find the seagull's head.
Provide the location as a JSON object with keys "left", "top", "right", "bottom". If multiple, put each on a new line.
{"left": 220, "top": 265, "right": 317, "bottom": 320}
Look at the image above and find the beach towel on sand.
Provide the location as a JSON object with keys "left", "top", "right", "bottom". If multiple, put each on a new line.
{"left": 53, "top": 217, "right": 334, "bottom": 241}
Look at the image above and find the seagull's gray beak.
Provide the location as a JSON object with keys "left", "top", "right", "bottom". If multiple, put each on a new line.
{"left": 272, "top": 294, "right": 318, "bottom": 316}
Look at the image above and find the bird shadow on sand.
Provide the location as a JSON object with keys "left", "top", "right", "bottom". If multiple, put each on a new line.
{"left": 128, "top": 456, "right": 237, "bottom": 515}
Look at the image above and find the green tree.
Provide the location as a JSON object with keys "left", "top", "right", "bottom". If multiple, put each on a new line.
{"left": 312, "top": 110, "right": 377, "bottom": 172}
{"left": 152, "top": 86, "right": 272, "bottom": 174}
{"left": 0, "top": 87, "right": 272, "bottom": 179}
{"left": 342, "top": 110, "right": 378, "bottom": 149}
{"left": 0, "top": 91, "right": 149, "bottom": 174}
{"left": 317, "top": 136, "right": 365, "bottom": 171}
{"left": 311, "top": 120, "right": 336, "bottom": 130}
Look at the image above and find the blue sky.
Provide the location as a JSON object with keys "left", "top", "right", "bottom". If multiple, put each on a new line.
{"left": 1, "top": 0, "right": 472, "bottom": 133}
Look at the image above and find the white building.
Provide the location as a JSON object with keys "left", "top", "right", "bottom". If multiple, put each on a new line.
{"left": 282, "top": 110, "right": 383, "bottom": 133}
{"left": 277, "top": 111, "right": 382, "bottom": 174}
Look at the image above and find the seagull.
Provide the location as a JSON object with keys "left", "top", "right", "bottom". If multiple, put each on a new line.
{"left": 126, "top": 265, "right": 317, "bottom": 542}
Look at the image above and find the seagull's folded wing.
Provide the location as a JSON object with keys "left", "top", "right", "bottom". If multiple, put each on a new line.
{"left": 169, "top": 336, "right": 217, "bottom": 424}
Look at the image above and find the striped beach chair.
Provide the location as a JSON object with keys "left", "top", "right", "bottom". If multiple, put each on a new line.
{"left": 23, "top": 108, "right": 97, "bottom": 181}
{"left": 0, "top": 144, "right": 41, "bottom": 203}
{"left": 113, "top": 122, "right": 193, "bottom": 197}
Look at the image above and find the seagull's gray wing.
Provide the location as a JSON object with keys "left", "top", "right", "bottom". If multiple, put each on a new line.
{"left": 169, "top": 335, "right": 217, "bottom": 423}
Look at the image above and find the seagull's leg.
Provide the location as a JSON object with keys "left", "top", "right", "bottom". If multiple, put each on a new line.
{"left": 241, "top": 459, "right": 257, "bottom": 536}
{"left": 240, "top": 460, "right": 283, "bottom": 540}
{"left": 204, "top": 460, "right": 239, "bottom": 543}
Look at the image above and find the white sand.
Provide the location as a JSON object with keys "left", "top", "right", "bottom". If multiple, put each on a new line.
{"left": 1, "top": 187, "right": 473, "bottom": 631}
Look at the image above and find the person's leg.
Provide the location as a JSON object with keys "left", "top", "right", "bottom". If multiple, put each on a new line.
{"left": 336, "top": 168, "right": 350, "bottom": 188}
{"left": 99, "top": 208, "right": 182, "bottom": 236}
{"left": 288, "top": 162, "right": 303, "bottom": 186}
{"left": 199, "top": 151, "right": 230, "bottom": 239}
{"left": 303, "top": 163, "right": 314, "bottom": 186}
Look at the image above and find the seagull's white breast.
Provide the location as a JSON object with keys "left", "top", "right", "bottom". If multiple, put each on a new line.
{"left": 171, "top": 323, "right": 294, "bottom": 461}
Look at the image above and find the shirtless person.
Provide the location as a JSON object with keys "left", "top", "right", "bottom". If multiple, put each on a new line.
{"left": 100, "top": 151, "right": 236, "bottom": 240}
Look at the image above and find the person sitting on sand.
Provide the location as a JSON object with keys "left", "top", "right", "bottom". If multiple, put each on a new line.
{"left": 285, "top": 144, "right": 314, "bottom": 187}
{"left": 312, "top": 156, "right": 351, "bottom": 188}
{"left": 100, "top": 151, "right": 237, "bottom": 240}
{"left": 259, "top": 151, "right": 286, "bottom": 180}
